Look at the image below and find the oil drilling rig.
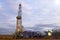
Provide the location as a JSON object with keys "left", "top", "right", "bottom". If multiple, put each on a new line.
{"left": 16, "top": 4, "right": 23, "bottom": 33}
{"left": 15, "top": 4, "right": 52, "bottom": 38}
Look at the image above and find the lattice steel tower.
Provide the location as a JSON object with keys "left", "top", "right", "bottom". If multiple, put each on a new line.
{"left": 16, "top": 4, "right": 23, "bottom": 33}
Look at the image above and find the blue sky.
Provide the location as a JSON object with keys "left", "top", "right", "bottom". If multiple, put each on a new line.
{"left": 0, "top": 0, "right": 60, "bottom": 34}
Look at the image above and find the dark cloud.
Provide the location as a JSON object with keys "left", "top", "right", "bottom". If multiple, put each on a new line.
{"left": 34, "top": 24, "right": 60, "bottom": 27}
{"left": 25, "top": 24, "right": 60, "bottom": 31}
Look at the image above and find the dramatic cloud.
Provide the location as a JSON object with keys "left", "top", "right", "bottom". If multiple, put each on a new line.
{"left": 22, "top": 0, "right": 60, "bottom": 27}
{"left": 0, "top": 0, "right": 60, "bottom": 34}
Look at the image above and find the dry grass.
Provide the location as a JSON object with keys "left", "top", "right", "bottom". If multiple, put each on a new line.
{"left": 0, "top": 38, "right": 60, "bottom": 40}
{"left": 0, "top": 35, "right": 60, "bottom": 40}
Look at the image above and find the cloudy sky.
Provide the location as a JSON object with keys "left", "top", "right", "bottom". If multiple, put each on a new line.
{"left": 0, "top": 0, "right": 60, "bottom": 34}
